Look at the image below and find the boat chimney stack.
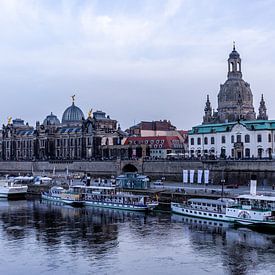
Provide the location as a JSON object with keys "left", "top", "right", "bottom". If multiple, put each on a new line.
{"left": 250, "top": 175, "right": 257, "bottom": 196}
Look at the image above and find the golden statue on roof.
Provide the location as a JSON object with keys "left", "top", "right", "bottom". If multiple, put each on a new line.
{"left": 7, "top": 117, "right": 12, "bottom": 125}
{"left": 88, "top": 109, "right": 93, "bottom": 118}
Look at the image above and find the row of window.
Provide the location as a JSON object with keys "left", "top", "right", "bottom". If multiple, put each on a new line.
{"left": 190, "top": 133, "right": 272, "bottom": 145}
{"left": 191, "top": 147, "right": 269, "bottom": 158}
{"left": 128, "top": 139, "right": 165, "bottom": 145}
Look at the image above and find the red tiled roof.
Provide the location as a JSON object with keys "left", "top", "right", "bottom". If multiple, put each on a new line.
{"left": 124, "top": 136, "right": 183, "bottom": 149}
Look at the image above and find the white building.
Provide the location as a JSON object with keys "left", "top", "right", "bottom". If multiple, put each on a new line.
{"left": 189, "top": 120, "right": 275, "bottom": 159}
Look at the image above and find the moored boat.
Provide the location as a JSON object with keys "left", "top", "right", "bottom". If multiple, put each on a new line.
{"left": 226, "top": 194, "right": 275, "bottom": 229}
{"left": 171, "top": 198, "right": 235, "bottom": 222}
{"left": 41, "top": 186, "right": 84, "bottom": 207}
{"left": 0, "top": 179, "right": 28, "bottom": 199}
{"left": 79, "top": 185, "right": 158, "bottom": 211}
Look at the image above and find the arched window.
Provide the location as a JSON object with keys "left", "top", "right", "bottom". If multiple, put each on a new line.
{"left": 221, "top": 136, "right": 226, "bottom": 144}
{"left": 190, "top": 138, "right": 194, "bottom": 145}
{"left": 268, "top": 133, "right": 272, "bottom": 143}
{"left": 230, "top": 62, "right": 234, "bottom": 72}
{"left": 197, "top": 137, "right": 201, "bottom": 145}
{"left": 211, "top": 137, "right": 215, "bottom": 144}
{"left": 258, "top": 148, "right": 263, "bottom": 158}
{"left": 204, "top": 137, "right": 208, "bottom": 145}
{"left": 245, "top": 134, "right": 250, "bottom": 143}
{"left": 237, "top": 135, "right": 241, "bottom": 143}
{"left": 237, "top": 62, "right": 241, "bottom": 71}
{"left": 231, "top": 135, "right": 234, "bottom": 143}
{"left": 220, "top": 147, "right": 226, "bottom": 158}
{"left": 245, "top": 148, "right": 250, "bottom": 158}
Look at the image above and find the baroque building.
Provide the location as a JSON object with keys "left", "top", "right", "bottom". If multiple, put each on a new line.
{"left": 203, "top": 44, "right": 265, "bottom": 124}
{"left": 189, "top": 45, "right": 273, "bottom": 159}
{"left": 0, "top": 97, "right": 126, "bottom": 161}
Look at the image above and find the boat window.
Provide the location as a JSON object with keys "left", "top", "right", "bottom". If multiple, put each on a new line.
{"left": 214, "top": 214, "right": 217, "bottom": 217}
{"left": 202, "top": 203, "right": 206, "bottom": 206}
{"left": 219, "top": 215, "right": 223, "bottom": 218}
{"left": 190, "top": 211, "right": 193, "bottom": 213}
{"left": 194, "top": 211, "right": 197, "bottom": 214}
{"left": 197, "top": 203, "right": 201, "bottom": 205}
{"left": 212, "top": 204, "right": 216, "bottom": 207}
{"left": 199, "top": 212, "right": 202, "bottom": 215}
{"left": 209, "top": 214, "right": 212, "bottom": 216}
{"left": 204, "top": 213, "right": 207, "bottom": 215}
{"left": 207, "top": 204, "right": 211, "bottom": 207}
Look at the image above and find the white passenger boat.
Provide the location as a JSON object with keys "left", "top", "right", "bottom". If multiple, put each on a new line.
{"left": 172, "top": 179, "right": 275, "bottom": 229}
{"left": 226, "top": 194, "right": 275, "bottom": 229}
{"left": 0, "top": 179, "right": 28, "bottom": 199}
{"left": 171, "top": 198, "right": 235, "bottom": 222}
{"left": 41, "top": 186, "right": 84, "bottom": 207}
{"left": 78, "top": 185, "right": 158, "bottom": 212}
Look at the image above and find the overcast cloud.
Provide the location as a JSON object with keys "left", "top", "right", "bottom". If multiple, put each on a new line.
{"left": 1, "top": 0, "right": 275, "bottom": 129}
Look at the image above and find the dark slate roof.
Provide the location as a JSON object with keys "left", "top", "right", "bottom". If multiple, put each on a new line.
{"left": 57, "top": 127, "right": 81, "bottom": 134}
{"left": 17, "top": 130, "right": 35, "bottom": 136}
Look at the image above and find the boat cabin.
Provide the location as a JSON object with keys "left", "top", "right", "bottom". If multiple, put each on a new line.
{"left": 187, "top": 198, "right": 234, "bottom": 213}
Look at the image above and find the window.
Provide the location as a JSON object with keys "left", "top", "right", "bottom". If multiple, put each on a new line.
{"left": 258, "top": 148, "right": 263, "bottom": 158}
{"left": 231, "top": 135, "right": 234, "bottom": 143}
{"left": 245, "top": 148, "right": 250, "bottom": 158}
{"left": 237, "top": 135, "right": 241, "bottom": 143}
{"left": 204, "top": 137, "right": 208, "bottom": 145}
{"left": 197, "top": 137, "right": 201, "bottom": 145}
{"left": 221, "top": 136, "right": 226, "bottom": 144}
{"left": 211, "top": 137, "right": 215, "bottom": 144}
{"left": 190, "top": 138, "right": 194, "bottom": 145}
{"left": 245, "top": 134, "right": 250, "bottom": 143}
{"left": 257, "top": 134, "right": 262, "bottom": 143}
{"left": 268, "top": 134, "right": 272, "bottom": 143}
{"left": 220, "top": 148, "right": 226, "bottom": 158}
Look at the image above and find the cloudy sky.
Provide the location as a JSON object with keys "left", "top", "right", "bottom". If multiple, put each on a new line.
{"left": 1, "top": 0, "right": 275, "bottom": 130}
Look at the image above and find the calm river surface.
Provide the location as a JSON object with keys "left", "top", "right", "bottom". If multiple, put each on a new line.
{"left": 0, "top": 200, "right": 274, "bottom": 275}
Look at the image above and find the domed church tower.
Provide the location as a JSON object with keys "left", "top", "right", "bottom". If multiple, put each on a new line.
{"left": 216, "top": 43, "right": 256, "bottom": 123}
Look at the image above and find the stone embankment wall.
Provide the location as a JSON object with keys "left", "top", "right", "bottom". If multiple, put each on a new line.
{"left": 0, "top": 160, "right": 275, "bottom": 185}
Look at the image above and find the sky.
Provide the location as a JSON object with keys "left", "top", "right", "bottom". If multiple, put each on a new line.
{"left": 1, "top": 0, "right": 275, "bottom": 130}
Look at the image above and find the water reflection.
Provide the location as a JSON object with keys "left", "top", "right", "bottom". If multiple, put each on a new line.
{"left": 172, "top": 214, "right": 275, "bottom": 275}
{"left": 0, "top": 200, "right": 273, "bottom": 275}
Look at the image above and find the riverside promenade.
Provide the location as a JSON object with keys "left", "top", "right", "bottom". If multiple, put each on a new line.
{"left": 1, "top": 159, "right": 275, "bottom": 185}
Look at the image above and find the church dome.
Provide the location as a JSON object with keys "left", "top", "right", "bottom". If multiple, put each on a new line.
{"left": 62, "top": 102, "right": 84, "bottom": 124}
{"left": 43, "top": 112, "right": 60, "bottom": 125}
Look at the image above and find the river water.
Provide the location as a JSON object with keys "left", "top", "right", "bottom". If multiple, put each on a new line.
{"left": 0, "top": 200, "right": 274, "bottom": 275}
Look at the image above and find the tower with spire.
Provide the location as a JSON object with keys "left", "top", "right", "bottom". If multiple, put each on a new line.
{"left": 257, "top": 94, "right": 268, "bottom": 120}
{"left": 203, "top": 95, "right": 213, "bottom": 124}
{"left": 215, "top": 43, "right": 256, "bottom": 123}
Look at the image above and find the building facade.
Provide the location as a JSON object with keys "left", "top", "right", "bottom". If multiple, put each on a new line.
{"left": 189, "top": 45, "right": 272, "bottom": 159}
{"left": 0, "top": 98, "right": 126, "bottom": 161}
{"left": 124, "top": 135, "right": 186, "bottom": 159}
{"left": 189, "top": 120, "right": 275, "bottom": 159}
